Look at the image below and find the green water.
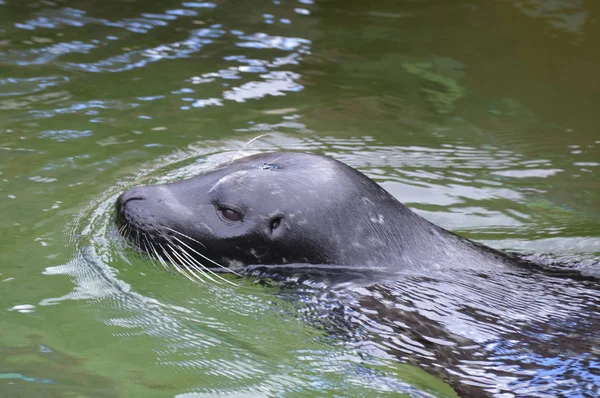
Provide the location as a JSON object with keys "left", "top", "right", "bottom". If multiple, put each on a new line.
{"left": 1, "top": 0, "right": 599, "bottom": 396}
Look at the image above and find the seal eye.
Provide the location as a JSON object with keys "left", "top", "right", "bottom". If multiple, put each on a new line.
{"left": 220, "top": 208, "right": 242, "bottom": 222}
{"left": 270, "top": 217, "right": 282, "bottom": 232}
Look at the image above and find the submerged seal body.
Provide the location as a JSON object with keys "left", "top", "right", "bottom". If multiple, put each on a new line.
{"left": 116, "top": 152, "right": 519, "bottom": 272}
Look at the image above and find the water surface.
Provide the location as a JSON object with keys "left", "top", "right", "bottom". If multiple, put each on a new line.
{"left": 1, "top": 0, "right": 599, "bottom": 397}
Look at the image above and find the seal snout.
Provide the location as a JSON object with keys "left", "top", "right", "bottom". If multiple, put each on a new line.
{"left": 115, "top": 187, "right": 151, "bottom": 229}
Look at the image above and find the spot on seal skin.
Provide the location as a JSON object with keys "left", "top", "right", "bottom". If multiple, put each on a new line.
{"left": 260, "top": 163, "right": 279, "bottom": 171}
{"left": 369, "top": 214, "right": 385, "bottom": 224}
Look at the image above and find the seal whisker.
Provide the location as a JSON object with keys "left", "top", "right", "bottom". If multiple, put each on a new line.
{"left": 268, "top": 156, "right": 283, "bottom": 164}
{"left": 149, "top": 242, "right": 170, "bottom": 271}
{"left": 125, "top": 225, "right": 133, "bottom": 241}
{"left": 162, "top": 226, "right": 207, "bottom": 249}
{"left": 169, "top": 234, "right": 241, "bottom": 276}
{"left": 142, "top": 235, "right": 161, "bottom": 270}
{"left": 169, "top": 241, "right": 237, "bottom": 285}
{"left": 133, "top": 230, "right": 146, "bottom": 264}
{"left": 148, "top": 227, "right": 170, "bottom": 270}
{"left": 158, "top": 243, "right": 201, "bottom": 283}
{"left": 163, "top": 228, "right": 239, "bottom": 274}
{"left": 156, "top": 229, "right": 233, "bottom": 284}
{"left": 166, "top": 243, "right": 222, "bottom": 284}
{"left": 119, "top": 224, "right": 127, "bottom": 240}
{"left": 167, "top": 246, "right": 208, "bottom": 284}
{"left": 135, "top": 229, "right": 142, "bottom": 252}
{"left": 154, "top": 237, "right": 202, "bottom": 282}
{"left": 229, "top": 134, "right": 269, "bottom": 164}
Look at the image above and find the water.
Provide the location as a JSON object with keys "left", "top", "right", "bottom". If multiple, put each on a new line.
{"left": 1, "top": 0, "right": 599, "bottom": 396}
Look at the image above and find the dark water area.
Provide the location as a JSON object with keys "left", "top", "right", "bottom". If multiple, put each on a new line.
{"left": 1, "top": 0, "right": 599, "bottom": 397}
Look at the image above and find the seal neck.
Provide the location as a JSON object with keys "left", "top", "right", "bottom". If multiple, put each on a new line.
{"left": 347, "top": 198, "right": 514, "bottom": 271}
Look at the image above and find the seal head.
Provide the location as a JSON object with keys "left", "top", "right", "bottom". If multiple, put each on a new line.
{"left": 116, "top": 152, "right": 517, "bottom": 271}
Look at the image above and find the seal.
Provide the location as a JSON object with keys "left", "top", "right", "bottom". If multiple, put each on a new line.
{"left": 115, "top": 151, "right": 521, "bottom": 274}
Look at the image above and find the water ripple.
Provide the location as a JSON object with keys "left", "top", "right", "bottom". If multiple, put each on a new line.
{"left": 0, "top": 76, "right": 69, "bottom": 96}
{"left": 236, "top": 32, "right": 310, "bottom": 51}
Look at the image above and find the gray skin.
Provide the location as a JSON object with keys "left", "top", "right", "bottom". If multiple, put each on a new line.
{"left": 115, "top": 152, "right": 521, "bottom": 272}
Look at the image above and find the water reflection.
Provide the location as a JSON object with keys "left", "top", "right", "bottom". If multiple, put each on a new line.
{"left": 280, "top": 264, "right": 600, "bottom": 397}
{"left": 3, "top": 0, "right": 313, "bottom": 118}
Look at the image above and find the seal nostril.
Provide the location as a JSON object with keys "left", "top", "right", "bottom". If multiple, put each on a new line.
{"left": 116, "top": 189, "right": 148, "bottom": 217}
{"left": 124, "top": 196, "right": 144, "bottom": 205}
{"left": 118, "top": 188, "right": 148, "bottom": 206}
